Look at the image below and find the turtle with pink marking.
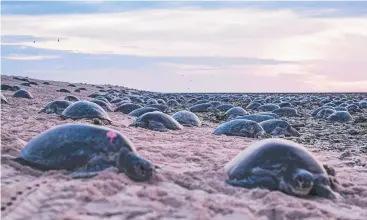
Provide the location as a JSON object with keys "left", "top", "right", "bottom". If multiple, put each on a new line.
{"left": 11, "top": 123, "right": 156, "bottom": 181}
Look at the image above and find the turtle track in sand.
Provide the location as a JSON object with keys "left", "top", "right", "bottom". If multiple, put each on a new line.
{"left": 1, "top": 75, "right": 367, "bottom": 220}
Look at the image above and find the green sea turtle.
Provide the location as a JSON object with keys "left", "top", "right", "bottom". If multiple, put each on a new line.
{"left": 43, "top": 82, "right": 50, "bottom": 85}
{"left": 272, "top": 107, "right": 300, "bottom": 117}
{"left": 167, "top": 99, "right": 180, "bottom": 107}
{"left": 359, "top": 101, "right": 367, "bottom": 109}
{"left": 246, "top": 102, "right": 262, "bottom": 110}
{"left": 189, "top": 103, "right": 213, "bottom": 113}
{"left": 216, "top": 104, "right": 235, "bottom": 112}
{"left": 11, "top": 124, "right": 156, "bottom": 181}
{"left": 258, "top": 104, "right": 280, "bottom": 112}
{"left": 61, "top": 101, "right": 112, "bottom": 122}
{"left": 259, "top": 119, "right": 300, "bottom": 137}
{"left": 131, "top": 111, "right": 183, "bottom": 132}
{"left": 1, "top": 84, "right": 15, "bottom": 91}
{"left": 213, "top": 119, "right": 266, "bottom": 138}
{"left": 278, "top": 102, "right": 293, "bottom": 108}
{"left": 39, "top": 100, "right": 72, "bottom": 115}
{"left": 57, "top": 88, "right": 71, "bottom": 93}
{"left": 224, "top": 107, "right": 248, "bottom": 119}
{"left": 91, "top": 99, "right": 113, "bottom": 112}
{"left": 13, "top": 89, "right": 33, "bottom": 99}
{"left": 316, "top": 108, "right": 336, "bottom": 119}
{"left": 172, "top": 110, "right": 201, "bottom": 127}
{"left": 311, "top": 106, "right": 331, "bottom": 117}
{"left": 129, "top": 107, "right": 162, "bottom": 117}
{"left": 65, "top": 95, "right": 80, "bottom": 102}
{"left": 146, "top": 98, "right": 158, "bottom": 105}
{"left": 224, "top": 138, "right": 340, "bottom": 199}
{"left": 115, "top": 103, "right": 142, "bottom": 114}
{"left": 257, "top": 112, "right": 280, "bottom": 119}
{"left": 327, "top": 111, "right": 353, "bottom": 123}
{"left": 29, "top": 81, "right": 38, "bottom": 85}
{"left": 147, "top": 104, "right": 169, "bottom": 112}
{"left": 20, "top": 82, "right": 31, "bottom": 87}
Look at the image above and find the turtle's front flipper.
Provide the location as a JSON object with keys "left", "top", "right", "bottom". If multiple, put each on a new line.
{"left": 226, "top": 176, "right": 278, "bottom": 190}
{"left": 71, "top": 156, "right": 113, "bottom": 179}
{"left": 148, "top": 121, "right": 168, "bottom": 132}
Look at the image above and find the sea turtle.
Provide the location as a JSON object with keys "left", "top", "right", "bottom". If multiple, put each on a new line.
{"left": 359, "top": 101, "right": 367, "bottom": 109}
{"left": 11, "top": 124, "right": 156, "bottom": 181}
{"left": 43, "top": 82, "right": 50, "bottom": 85}
{"left": 57, "top": 88, "right": 71, "bottom": 93}
{"left": 129, "top": 107, "right": 162, "bottom": 117}
{"left": 167, "top": 99, "right": 180, "bottom": 107}
{"left": 246, "top": 102, "right": 262, "bottom": 110}
{"left": 258, "top": 104, "right": 280, "bottom": 112}
{"left": 1, "top": 84, "right": 15, "bottom": 91}
{"left": 39, "top": 100, "right": 73, "bottom": 115}
{"left": 65, "top": 95, "right": 80, "bottom": 102}
{"left": 278, "top": 102, "right": 293, "bottom": 108}
{"left": 272, "top": 107, "right": 300, "bottom": 117}
{"left": 29, "top": 81, "right": 38, "bottom": 85}
{"left": 146, "top": 98, "right": 158, "bottom": 105}
{"left": 224, "top": 107, "right": 248, "bottom": 119}
{"left": 20, "top": 82, "right": 31, "bottom": 87}
{"left": 235, "top": 114, "right": 275, "bottom": 123}
{"left": 316, "top": 108, "right": 336, "bottom": 119}
{"left": 224, "top": 138, "right": 340, "bottom": 199}
{"left": 1, "top": 93, "right": 8, "bottom": 104}
{"left": 213, "top": 119, "right": 266, "bottom": 138}
{"left": 311, "top": 106, "right": 331, "bottom": 117}
{"left": 216, "top": 104, "right": 235, "bottom": 112}
{"left": 257, "top": 112, "right": 280, "bottom": 119}
{"left": 156, "top": 99, "right": 166, "bottom": 105}
{"left": 68, "top": 83, "right": 76, "bottom": 87}
{"left": 131, "top": 111, "right": 183, "bottom": 132}
{"left": 74, "top": 89, "right": 81, "bottom": 93}
{"left": 61, "top": 101, "right": 112, "bottom": 122}
{"left": 334, "top": 107, "right": 347, "bottom": 112}
{"left": 12, "top": 86, "right": 21, "bottom": 91}
{"left": 115, "top": 103, "right": 142, "bottom": 114}
{"left": 259, "top": 119, "right": 300, "bottom": 137}
{"left": 346, "top": 104, "right": 360, "bottom": 113}
{"left": 172, "top": 110, "right": 201, "bottom": 127}
{"left": 327, "top": 111, "right": 353, "bottom": 123}
{"left": 147, "top": 104, "right": 169, "bottom": 112}
{"left": 189, "top": 103, "right": 213, "bottom": 113}
{"left": 13, "top": 89, "right": 33, "bottom": 99}
{"left": 91, "top": 99, "right": 113, "bottom": 112}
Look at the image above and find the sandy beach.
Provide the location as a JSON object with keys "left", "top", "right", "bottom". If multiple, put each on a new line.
{"left": 1, "top": 74, "right": 367, "bottom": 220}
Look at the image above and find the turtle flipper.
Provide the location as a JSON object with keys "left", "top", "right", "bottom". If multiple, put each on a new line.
{"left": 226, "top": 176, "right": 278, "bottom": 190}
{"left": 313, "top": 183, "right": 341, "bottom": 200}
{"left": 148, "top": 121, "right": 168, "bottom": 132}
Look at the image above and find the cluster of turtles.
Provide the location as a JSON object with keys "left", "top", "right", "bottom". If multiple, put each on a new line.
{"left": 2, "top": 76, "right": 366, "bottom": 200}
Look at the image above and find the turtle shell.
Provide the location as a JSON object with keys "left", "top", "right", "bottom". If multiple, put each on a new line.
{"left": 13, "top": 89, "right": 33, "bottom": 99}
{"left": 134, "top": 111, "right": 183, "bottom": 130}
{"left": 225, "top": 138, "right": 327, "bottom": 180}
{"left": 40, "top": 100, "right": 72, "bottom": 115}
{"left": 61, "top": 101, "right": 112, "bottom": 121}
{"left": 172, "top": 110, "right": 201, "bottom": 127}
{"left": 19, "top": 124, "right": 135, "bottom": 169}
{"left": 129, "top": 107, "right": 161, "bottom": 117}
{"left": 213, "top": 119, "right": 265, "bottom": 138}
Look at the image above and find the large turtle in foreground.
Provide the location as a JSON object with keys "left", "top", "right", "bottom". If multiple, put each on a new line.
{"left": 61, "top": 101, "right": 112, "bottom": 122}
{"left": 224, "top": 138, "right": 340, "bottom": 199}
{"left": 131, "top": 111, "right": 183, "bottom": 132}
{"left": 11, "top": 124, "right": 156, "bottom": 181}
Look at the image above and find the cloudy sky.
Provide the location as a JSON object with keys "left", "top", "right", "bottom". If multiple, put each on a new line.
{"left": 2, "top": 1, "right": 367, "bottom": 92}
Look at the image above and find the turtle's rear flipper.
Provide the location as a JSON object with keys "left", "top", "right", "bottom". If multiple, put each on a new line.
{"left": 225, "top": 176, "right": 278, "bottom": 190}
{"left": 149, "top": 121, "right": 168, "bottom": 132}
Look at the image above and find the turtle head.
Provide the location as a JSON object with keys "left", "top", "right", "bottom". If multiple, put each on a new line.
{"left": 288, "top": 168, "right": 314, "bottom": 196}
{"left": 116, "top": 150, "right": 154, "bottom": 182}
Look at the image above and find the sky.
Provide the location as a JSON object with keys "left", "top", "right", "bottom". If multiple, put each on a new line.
{"left": 1, "top": 1, "right": 367, "bottom": 93}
